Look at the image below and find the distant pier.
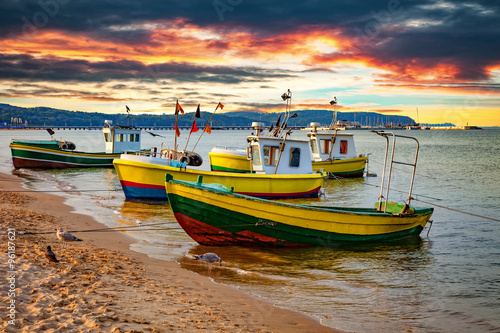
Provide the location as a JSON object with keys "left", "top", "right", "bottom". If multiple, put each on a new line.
{"left": 2, "top": 125, "right": 275, "bottom": 131}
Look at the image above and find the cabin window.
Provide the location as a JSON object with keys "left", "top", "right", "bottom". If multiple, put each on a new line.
{"left": 251, "top": 145, "right": 261, "bottom": 166}
{"left": 263, "top": 145, "right": 280, "bottom": 166}
{"left": 340, "top": 140, "right": 348, "bottom": 154}
{"left": 320, "top": 139, "right": 332, "bottom": 154}
{"left": 289, "top": 148, "right": 300, "bottom": 167}
{"left": 104, "top": 133, "right": 112, "bottom": 142}
{"left": 310, "top": 138, "right": 318, "bottom": 154}
{"left": 114, "top": 133, "right": 127, "bottom": 142}
{"left": 130, "top": 134, "right": 139, "bottom": 142}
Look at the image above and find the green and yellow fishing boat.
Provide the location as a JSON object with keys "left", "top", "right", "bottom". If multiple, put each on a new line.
{"left": 165, "top": 174, "right": 433, "bottom": 247}
{"left": 10, "top": 121, "right": 142, "bottom": 169}
{"left": 166, "top": 131, "right": 433, "bottom": 247}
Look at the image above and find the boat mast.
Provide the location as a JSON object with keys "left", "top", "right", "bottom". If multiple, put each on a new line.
{"left": 329, "top": 97, "right": 338, "bottom": 128}
{"left": 126, "top": 105, "right": 130, "bottom": 126}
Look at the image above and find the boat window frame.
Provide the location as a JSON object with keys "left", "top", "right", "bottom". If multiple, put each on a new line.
{"left": 289, "top": 147, "right": 300, "bottom": 168}
{"left": 340, "top": 140, "right": 348, "bottom": 154}
{"left": 250, "top": 144, "right": 261, "bottom": 166}
{"left": 263, "top": 145, "right": 280, "bottom": 166}
{"left": 319, "top": 139, "right": 332, "bottom": 154}
{"left": 310, "top": 137, "right": 319, "bottom": 154}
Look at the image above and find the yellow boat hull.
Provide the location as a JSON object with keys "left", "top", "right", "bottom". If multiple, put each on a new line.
{"left": 312, "top": 156, "right": 367, "bottom": 178}
{"left": 114, "top": 158, "right": 326, "bottom": 201}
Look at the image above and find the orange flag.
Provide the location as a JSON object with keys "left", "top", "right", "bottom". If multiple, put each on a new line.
{"left": 175, "top": 100, "right": 184, "bottom": 115}
{"left": 190, "top": 120, "right": 198, "bottom": 134}
{"left": 204, "top": 123, "right": 212, "bottom": 134}
{"left": 215, "top": 102, "right": 224, "bottom": 111}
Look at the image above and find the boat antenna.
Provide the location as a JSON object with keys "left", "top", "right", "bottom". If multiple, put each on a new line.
{"left": 275, "top": 89, "right": 292, "bottom": 137}
{"left": 126, "top": 105, "right": 130, "bottom": 126}
{"left": 329, "top": 97, "right": 337, "bottom": 128}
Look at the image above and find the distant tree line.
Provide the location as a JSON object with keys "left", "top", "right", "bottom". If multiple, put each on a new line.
{"left": 0, "top": 103, "right": 419, "bottom": 128}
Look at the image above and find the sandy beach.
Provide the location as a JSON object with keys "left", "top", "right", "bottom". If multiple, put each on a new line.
{"left": 0, "top": 171, "right": 337, "bottom": 333}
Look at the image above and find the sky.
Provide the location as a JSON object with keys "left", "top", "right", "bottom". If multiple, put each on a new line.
{"left": 1, "top": 0, "right": 499, "bottom": 126}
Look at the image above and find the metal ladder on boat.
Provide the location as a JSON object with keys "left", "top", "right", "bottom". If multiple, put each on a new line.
{"left": 373, "top": 131, "right": 420, "bottom": 213}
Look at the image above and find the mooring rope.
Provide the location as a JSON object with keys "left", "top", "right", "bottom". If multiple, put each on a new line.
{"left": 369, "top": 158, "right": 438, "bottom": 179}
{"left": 358, "top": 179, "right": 498, "bottom": 222}
{"left": 14, "top": 222, "right": 182, "bottom": 236}
{"left": 412, "top": 198, "right": 500, "bottom": 222}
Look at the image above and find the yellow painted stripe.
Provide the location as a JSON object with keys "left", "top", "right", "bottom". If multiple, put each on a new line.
{"left": 168, "top": 181, "right": 430, "bottom": 236}
{"left": 10, "top": 144, "right": 119, "bottom": 158}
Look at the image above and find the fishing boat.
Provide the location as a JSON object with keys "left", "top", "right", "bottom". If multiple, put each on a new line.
{"left": 165, "top": 131, "right": 433, "bottom": 246}
{"left": 209, "top": 97, "right": 368, "bottom": 178}
{"left": 114, "top": 96, "right": 326, "bottom": 201}
{"left": 307, "top": 123, "right": 367, "bottom": 178}
{"left": 10, "top": 120, "right": 142, "bottom": 169}
{"left": 113, "top": 134, "right": 327, "bottom": 201}
{"left": 209, "top": 127, "right": 367, "bottom": 178}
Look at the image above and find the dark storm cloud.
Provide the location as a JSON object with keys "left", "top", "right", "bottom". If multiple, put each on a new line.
{"left": 0, "top": 53, "right": 296, "bottom": 84}
{"left": 1, "top": 0, "right": 498, "bottom": 82}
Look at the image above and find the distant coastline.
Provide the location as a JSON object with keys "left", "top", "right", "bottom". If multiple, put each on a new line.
{"left": 1, "top": 103, "right": 488, "bottom": 130}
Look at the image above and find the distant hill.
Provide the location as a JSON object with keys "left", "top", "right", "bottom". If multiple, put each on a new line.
{"left": 0, "top": 103, "right": 419, "bottom": 128}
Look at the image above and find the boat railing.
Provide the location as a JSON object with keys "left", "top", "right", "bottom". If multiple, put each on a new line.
{"left": 123, "top": 149, "right": 169, "bottom": 159}
{"left": 212, "top": 145, "right": 245, "bottom": 152}
{"left": 373, "top": 131, "right": 419, "bottom": 213}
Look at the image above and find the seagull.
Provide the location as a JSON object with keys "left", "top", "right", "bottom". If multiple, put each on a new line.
{"left": 56, "top": 227, "right": 82, "bottom": 247}
{"left": 146, "top": 131, "right": 165, "bottom": 138}
{"left": 194, "top": 253, "right": 222, "bottom": 270}
{"left": 45, "top": 245, "right": 59, "bottom": 263}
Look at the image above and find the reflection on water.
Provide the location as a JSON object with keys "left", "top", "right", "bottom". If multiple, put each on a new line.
{"left": 179, "top": 239, "right": 436, "bottom": 332}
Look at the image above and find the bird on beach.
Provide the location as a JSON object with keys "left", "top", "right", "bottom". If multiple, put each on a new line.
{"left": 194, "top": 253, "right": 222, "bottom": 271}
{"left": 45, "top": 245, "right": 59, "bottom": 263}
{"left": 56, "top": 227, "right": 82, "bottom": 247}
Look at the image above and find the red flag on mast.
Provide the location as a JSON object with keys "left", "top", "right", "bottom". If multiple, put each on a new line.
{"left": 190, "top": 120, "right": 198, "bottom": 133}
{"left": 175, "top": 100, "right": 184, "bottom": 115}
{"left": 215, "top": 102, "right": 224, "bottom": 111}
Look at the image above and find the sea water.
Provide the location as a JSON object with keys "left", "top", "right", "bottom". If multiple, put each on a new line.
{"left": 1, "top": 128, "right": 499, "bottom": 332}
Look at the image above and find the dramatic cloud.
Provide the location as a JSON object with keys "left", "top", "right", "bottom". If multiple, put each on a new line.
{"left": 0, "top": 0, "right": 498, "bottom": 124}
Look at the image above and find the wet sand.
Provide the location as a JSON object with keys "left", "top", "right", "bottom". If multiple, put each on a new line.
{"left": 0, "top": 172, "right": 338, "bottom": 332}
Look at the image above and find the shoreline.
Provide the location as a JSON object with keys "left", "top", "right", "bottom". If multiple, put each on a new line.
{"left": 0, "top": 171, "right": 338, "bottom": 332}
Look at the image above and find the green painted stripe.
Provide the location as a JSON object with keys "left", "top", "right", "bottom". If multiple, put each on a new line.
{"left": 168, "top": 192, "right": 425, "bottom": 246}
{"left": 211, "top": 165, "right": 250, "bottom": 173}
{"left": 11, "top": 149, "right": 115, "bottom": 165}
{"left": 331, "top": 167, "right": 365, "bottom": 175}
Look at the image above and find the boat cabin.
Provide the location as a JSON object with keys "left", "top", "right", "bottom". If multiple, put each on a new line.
{"left": 102, "top": 120, "right": 141, "bottom": 153}
{"left": 246, "top": 136, "right": 314, "bottom": 174}
{"left": 307, "top": 129, "right": 359, "bottom": 162}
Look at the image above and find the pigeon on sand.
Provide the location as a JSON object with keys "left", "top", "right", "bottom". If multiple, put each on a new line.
{"left": 45, "top": 245, "right": 59, "bottom": 263}
{"left": 56, "top": 227, "right": 82, "bottom": 247}
{"left": 194, "top": 253, "right": 222, "bottom": 270}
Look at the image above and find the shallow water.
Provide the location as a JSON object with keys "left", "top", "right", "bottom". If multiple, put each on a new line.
{"left": 1, "top": 127, "right": 499, "bottom": 332}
